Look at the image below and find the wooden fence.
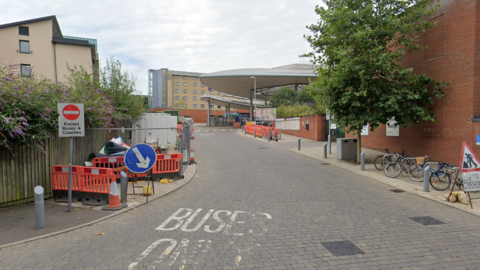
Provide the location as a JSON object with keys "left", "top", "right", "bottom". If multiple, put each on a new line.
{"left": 0, "top": 128, "right": 125, "bottom": 206}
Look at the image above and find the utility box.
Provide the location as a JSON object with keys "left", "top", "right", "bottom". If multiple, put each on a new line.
{"left": 337, "top": 138, "right": 357, "bottom": 160}
{"left": 132, "top": 113, "right": 177, "bottom": 149}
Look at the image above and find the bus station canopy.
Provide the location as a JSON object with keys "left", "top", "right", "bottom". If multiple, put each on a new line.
{"left": 199, "top": 64, "right": 318, "bottom": 98}
{"left": 200, "top": 95, "right": 266, "bottom": 110}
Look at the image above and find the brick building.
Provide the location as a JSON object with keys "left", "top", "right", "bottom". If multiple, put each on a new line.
{"left": 347, "top": 0, "right": 480, "bottom": 165}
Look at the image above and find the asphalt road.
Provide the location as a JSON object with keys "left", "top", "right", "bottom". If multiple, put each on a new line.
{"left": 1, "top": 128, "right": 480, "bottom": 270}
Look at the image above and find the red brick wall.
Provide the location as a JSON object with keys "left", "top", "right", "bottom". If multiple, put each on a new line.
{"left": 277, "top": 115, "right": 326, "bottom": 141}
{"left": 347, "top": 0, "right": 479, "bottom": 165}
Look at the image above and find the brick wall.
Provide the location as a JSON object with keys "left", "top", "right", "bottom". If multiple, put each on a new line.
{"left": 347, "top": 0, "right": 479, "bottom": 165}
{"left": 277, "top": 115, "right": 327, "bottom": 141}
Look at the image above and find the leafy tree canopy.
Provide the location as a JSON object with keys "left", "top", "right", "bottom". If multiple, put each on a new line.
{"left": 269, "top": 86, "right": 298, "bottom": 107}
{"left": 305, "top": 0, "right": 448, "bottom": 134}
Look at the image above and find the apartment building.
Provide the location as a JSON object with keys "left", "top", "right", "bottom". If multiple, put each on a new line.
{"left": 148, "top": 69, "right": 230, "bottom": 122}
{"left": 0, "top": 15, "right": 98, "bottom": 82}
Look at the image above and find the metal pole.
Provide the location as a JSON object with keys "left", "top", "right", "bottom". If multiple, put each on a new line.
{"left": 298, "top": 137, "right": 301, "bottom": 150}
{"left": 68, "top": 137, "right": 73, "bottom": 212}
{"left": 254, "top": 129, "right": 256, "bottom": 138}
{"left": 253, "top": 77, "right": 256, "bottom": 122}
{"left": 120, "top": 171, "right": 127, "bottom": 203}
{"left": 250, "top": 90, "right": 253, "bottom": 121}
{"left": 328, "top": 135, "right": 331, "bottom": 154}
{"left": 361, "top": 151, "right": 365, "bottom": 171}
{"left": 207, "top": 100, "right": 211, "bottom": 126}
{"left": 34, "top": 186, "right": 45, "bottom": 229}
{"left": 324, "top": 143, "right": 327, "bottom": 158}
{"left": 423, "top": 166, "right": 430, "bottom": 192}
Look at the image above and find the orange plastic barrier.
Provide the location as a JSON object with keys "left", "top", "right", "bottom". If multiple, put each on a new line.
{"left": 91, "top": 156, "right": 126, "bottom": 179}
{"left": 51, "top": 166, "right": 85, "bottom": 191}
{"left": 152, "top": 153, "right": 183, "bottom": 174}
{"left": 82, "top": 167, "right": 114, "bottom": 194}
{"left": 234, "top": 123, "right": 240, "bottom": 128}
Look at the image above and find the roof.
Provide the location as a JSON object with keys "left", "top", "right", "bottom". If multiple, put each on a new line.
{"left": 169, "top": 70, "right": 204, "bottom": 77}
{"left": 199, "top": 65, "right": 317, "bottom": 98}
{"left": 52, "top": 37, "right": 91, "bottom": 47}
{"left": 200, "top": 95, "right": 267, "bottom": 110}
{"left": 0, "top": 15, "right": 62, "bottom": 37}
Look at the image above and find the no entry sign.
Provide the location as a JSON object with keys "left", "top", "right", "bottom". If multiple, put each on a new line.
{"left": 58, "top": 103, "right": 85, "bottom": 137}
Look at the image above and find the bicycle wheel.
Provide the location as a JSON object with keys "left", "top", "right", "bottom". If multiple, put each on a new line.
{"left": 384, "top": 162, "right": 402, "bottom": 178}
{"left": 407, "top": 164, "right": 423, "bottom": 182}
{"left": 276, "top": 132, "right": 281, "bottom": 140}
{"left": 429, "top": 172, "right": 452, "bottom": 191}
{"left": 374, "top": 155, "right": 391, "bottom": 171}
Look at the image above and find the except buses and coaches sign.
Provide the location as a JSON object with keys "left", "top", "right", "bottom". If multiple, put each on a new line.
{"left": 57, "top": 103, "right": 85, "bottom": 137}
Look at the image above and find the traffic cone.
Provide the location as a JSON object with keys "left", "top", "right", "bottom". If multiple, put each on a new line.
{"left": 102, "top": 181, "right": 127, "bottom": 211}
{"left": 190, "top": 149, "right": 195, "bottom": 164}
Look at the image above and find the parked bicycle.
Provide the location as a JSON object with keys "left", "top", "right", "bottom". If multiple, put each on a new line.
{"left": 407, "top": 156, "right": 443, "bottom": 183}
{"left": 384, "top": 151, "right": 415, "bottom": 178}
{"left": 268, "top": 129, "right": 281, "bottom": 141}
{"left": 429, "top": 161, "right": 455, "bottom": 191}
{"left": 374, "top": 149, "right": 393, "bottom": 171}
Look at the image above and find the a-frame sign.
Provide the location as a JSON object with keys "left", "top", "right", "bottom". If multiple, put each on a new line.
{"left": 459, "top": 142, "right": 480, "bottom": 172}
{"left": 452, "top": 142, "right": 480, "bottom": 209}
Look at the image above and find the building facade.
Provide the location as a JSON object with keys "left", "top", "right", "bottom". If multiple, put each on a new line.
{"left": 0, "top": 16, "right": 98, "bottom": 82}
{"left": 346, "top": 0, "right": 480, "bottom": 165}
{"left": 148, "top": 69, "right": 235, "bottom": 122}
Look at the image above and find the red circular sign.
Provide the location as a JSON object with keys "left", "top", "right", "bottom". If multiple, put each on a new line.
{"left": 62, "top": 104, "right": 80, "bottom": 121}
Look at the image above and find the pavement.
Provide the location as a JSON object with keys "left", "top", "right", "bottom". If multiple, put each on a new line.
{"left": 1, "top": 123, "right": 479, "bottom": 249}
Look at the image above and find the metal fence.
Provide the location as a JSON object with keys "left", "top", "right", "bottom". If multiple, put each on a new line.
{"left": 274, "top": 118, "right": 301, "bottom": 130}
{"left": 179, "top": 121, "right": 191, "bottom": 176}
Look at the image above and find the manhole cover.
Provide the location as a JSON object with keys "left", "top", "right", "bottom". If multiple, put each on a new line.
{"left": 409, "top": 216, "right": 445, "bottom": 225}
{"left": 390, "top": 189, "right": 405, "bottom": 193}
{"left": 320, "top": 163, "right": 330, "bottom": 165}
{"left": 258, "top": 147, "right": 268, "bottom": 149}
{"left": 321, "top": 241, "right": 364, "bottom": 256}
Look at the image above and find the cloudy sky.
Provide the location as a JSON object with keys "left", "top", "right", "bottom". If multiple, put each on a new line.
{"left": 1, "top": 0, "right": 324, "bottom": 95}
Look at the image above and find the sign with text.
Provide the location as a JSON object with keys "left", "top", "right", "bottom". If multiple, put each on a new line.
{"left": 57, "top": 103, "right": 85, "bottom": 137}
{"left": 361, "top": 124, "right": 369, "bottom": 136}
{"left": 462, "top": 172, "right": 480, "bottom": 192}
{"left": 386, "top": 118, "right": 399, "bottom": 136}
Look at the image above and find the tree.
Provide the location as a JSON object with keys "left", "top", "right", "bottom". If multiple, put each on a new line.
{"left": 305, "top": 0, "right": 448, "bottom": 163}
{"left": 176, "top": 98, "right": 188, "bottom": 116}
{"left": 269, "top": 86, "right": 298, "bottom": 107}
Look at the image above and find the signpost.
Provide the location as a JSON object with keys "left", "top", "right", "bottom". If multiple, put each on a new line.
{"left": 125, "top": 144, "right": 157, "bottom": 174}
{"left": 455, "top": 142, "right": 480, "bottom": 209}
{"left": 57, "top": 103, "right": 85, "bottom": 212}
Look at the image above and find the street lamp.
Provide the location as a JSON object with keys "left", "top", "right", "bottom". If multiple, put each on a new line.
{"left": 251, "top": 76, "right": 256, "bottom": 122}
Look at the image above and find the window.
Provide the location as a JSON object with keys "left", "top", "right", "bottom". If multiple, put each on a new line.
{"left": 218, "top": 91, "right": 222, "bottom": 95}
{"left": 175, "top": 89, "right": 179, "bottom": 93}
{"left": 210, "top": 91, "right": 214, "bottom": 95}
{"left": 19, "top": 40, "right": 30, "bottom": 54}
{"left": 175, "top": 96, "right": 179, "bottom": 100}
{"left": 183, "top": 82, "right": 187, "bottom": 86}
{"left": 175, "top": 82, "right": 179, "bottom": 86}
{"left": 193, "top": 97, "right": 197, "bottom": 100}
{"left": 183, "top": 96, "right": 187, "bottom": 100}
{"left": 175, "top": 75, "right": 179, "bottom": 79}
{"left": 193, "top": 77, "right": 197, "bottom": 80}
{"left": 201, "top": 84, "right": 205, "bottom": 87}
{"left": 183, "top": 76, "right": 187, "bottom": 79}
{"left": 201, "top": 90, "right": 205, "bottom": 94}
{"left": 193, "top": 83, "right": 197, "bottom": 87}
{"left": 183, "top": 89, "right": 187, "bottom": 93}
{"left": 193, "top": 90, "right": 197, "bottom": 94}
{"left": 201, "top": 104, "right": 205, "bottom": 108}
{"left": 183, "top": 104, "right": 187, "bottom": 108}
{"left": 20, "top": 64, "right": 31, "bottom": 77}
{"left": 193, "top": 104, "right": 197, "bottom": 108}
{"left": 19, "top": 26, "right": 29, "bottom": 36}
{"left": 217, "top": 105, "right": 221, "bottom": 109}
{"left": 175, "top": 104, "right": 179, "bottom": 107}
{"left": 210, "top": 105, "right": 214, "bottom": 108}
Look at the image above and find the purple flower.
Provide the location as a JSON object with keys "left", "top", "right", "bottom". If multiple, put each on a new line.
{"left": 4, "top": 117, "right": 9, "bottom": 124}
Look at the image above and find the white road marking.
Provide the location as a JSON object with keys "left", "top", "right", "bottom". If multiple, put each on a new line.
{"left": 205, "top": 210, "right": 231, "bottom": 233}
{"left": 156, "top": 208, "right": 193, "bottom": 231}
{"left": 128, "top": 238, "right": 177, "bottom": 269}
{"left": 181, "top": 209, "right": 214, "bottom": 232}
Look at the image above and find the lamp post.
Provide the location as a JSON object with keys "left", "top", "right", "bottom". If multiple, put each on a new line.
{"left": 251, "top": 76, "right": 256, "bottom": 122}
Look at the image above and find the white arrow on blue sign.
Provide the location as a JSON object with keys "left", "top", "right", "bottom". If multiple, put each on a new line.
{"left": 125, "top": 144, "right": 157, "bottom": 174}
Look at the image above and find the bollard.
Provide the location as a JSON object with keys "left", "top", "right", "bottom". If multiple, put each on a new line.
{"left": 34, "top": 186, "right": 45, "bottom": 229}
{"left": 361, "top": 151, "right": 365, "bottom": 171}
{"left": 423, "top": 166, "right": 430, "bottom": 192}
{"left": 244, "top": 126, "right": 246, "bottom": 135}
{"left": 298, "top": 137, "right": 301, "bottom": 150}
{"left": 254, "top": 129, "right": 256, "bottom": 138}
{"left": 324, "top": 143, "right": 327, "bottom": 158}
{"left": 120, "top": 171, "right": 128, "bottom": 203}
{"left": 328, "top": 135, "right": 331, "bottom": 154}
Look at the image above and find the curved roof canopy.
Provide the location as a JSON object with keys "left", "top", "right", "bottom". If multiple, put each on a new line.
{"left": 200, "top": 66, "right": 317, "bottom": 98}
{"left": 200, "top": 95, "right": 266, "bottom": 110}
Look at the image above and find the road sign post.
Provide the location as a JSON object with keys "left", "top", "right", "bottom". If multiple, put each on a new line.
{"left": 57, "top": 103, "right": 85, "bottom": 212}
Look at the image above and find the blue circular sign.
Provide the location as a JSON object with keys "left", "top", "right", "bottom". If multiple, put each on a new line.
{"left": 124, "top": 144, "right": 157, "bottom": 173}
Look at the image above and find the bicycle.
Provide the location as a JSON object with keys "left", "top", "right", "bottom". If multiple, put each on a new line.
{"left": 429, "top": 161, "right": 454, "bottom": 191}
{"left": 384, "top": 151, "right": 416, "bottom": 178}
{"left": 374, "top": 149, "right": 393, "bottom": 171}
{"left": 267, "top": 129, "right": 281, "bottom": 141}
{"left": 407, "top": 156, "right": 438, "bottom": 182}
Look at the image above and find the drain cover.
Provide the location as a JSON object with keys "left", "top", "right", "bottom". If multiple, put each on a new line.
{"left": 320, "top": 163, "right": 330, "bottom": 165}
{"left": 410, "top": 216, "right": 445, "bottom": 225}
{"left": 390, "top": 189, "right": 405, "bottom": 193}
{"left": 321, "top": 241, "right": 364, "bottom": 256}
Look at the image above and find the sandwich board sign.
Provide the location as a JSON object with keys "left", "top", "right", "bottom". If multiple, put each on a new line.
{"left": 459, "top": 142, "right": 480, "bottom": 205}
{"left": 58, "top": 103, "right": 85, "bottom": 137}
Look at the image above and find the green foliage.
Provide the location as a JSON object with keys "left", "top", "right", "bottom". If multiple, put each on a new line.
{"left": 277, "top": 103, "right": 326, "bottom": 118}
{"left": 305, "top": 0, "right": 448, "bottom": 134}
{"left": 269, "top": 87, "right": 298, "bottom": 107}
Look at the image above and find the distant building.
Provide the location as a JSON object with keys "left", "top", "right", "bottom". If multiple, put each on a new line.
{"left": 0, "top": 15, "right": 99, "bottom": 82}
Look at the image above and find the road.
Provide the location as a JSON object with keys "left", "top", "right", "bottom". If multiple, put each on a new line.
{"left": 1, "top": 128, "right": 480, "bottom": 269}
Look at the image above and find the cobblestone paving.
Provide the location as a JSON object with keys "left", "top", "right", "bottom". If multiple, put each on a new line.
{"left": 1, "top": 129, "right": 480, "bottom": 269}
